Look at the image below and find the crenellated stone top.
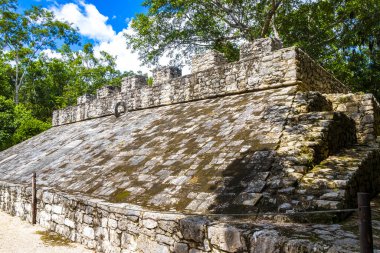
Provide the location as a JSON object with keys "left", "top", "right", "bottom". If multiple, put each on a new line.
{"left": 52, "top": 37, "right": 349, "bottom": 126}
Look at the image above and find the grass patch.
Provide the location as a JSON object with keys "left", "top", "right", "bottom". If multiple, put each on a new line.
{"left": 35, "top": 230, "right": 72, "bottom": 247}
{"left": 110, "top": 188, "right": 131, "bottom": 203}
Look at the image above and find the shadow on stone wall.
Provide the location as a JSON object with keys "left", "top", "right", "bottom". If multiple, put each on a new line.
{"left": 207, "top": 149, "right": 278, "bottom": 215}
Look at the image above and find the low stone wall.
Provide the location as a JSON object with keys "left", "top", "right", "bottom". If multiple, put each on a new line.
{"left": 52, "top": 40, "right": 349, "bottom": 127}
{"left": 296, "top": 49, "right": 347, "bottom": 93}
{"left": 0, "top": 181, "right": 361, "bottom": 252}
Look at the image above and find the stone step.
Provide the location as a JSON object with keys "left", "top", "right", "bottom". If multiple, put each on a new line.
{"left": 297, "top": 145, "right": 380, "bottom": 210}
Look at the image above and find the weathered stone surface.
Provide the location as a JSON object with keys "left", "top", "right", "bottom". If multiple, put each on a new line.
{"left": 208, "top": 224, "right": 246, "bottom": 252}
{"left": 83, "top": 226, "right": 95, "bottom": 239}
{"left": 179, "top": 217, "right": 208, "bottom": 243}
{"left": 136, "top": 235, "right": 170, "bottom": 253}
{"left": 173, "top": 242, "right": 189, "bottom": 253}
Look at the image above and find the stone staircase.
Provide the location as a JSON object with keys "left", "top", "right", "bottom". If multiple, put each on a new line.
{"left": 298, "top": 146, "right": 380, "bottom": 210}
{"left": 256, "top": 91, "right": 380, "bottom": 214}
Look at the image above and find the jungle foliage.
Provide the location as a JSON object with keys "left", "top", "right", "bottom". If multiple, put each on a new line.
{"left": 0, "top": 0, "right": 129, "bottom": 150}
{"left": 127, "top": 0, "right": 380, "bottom": 97}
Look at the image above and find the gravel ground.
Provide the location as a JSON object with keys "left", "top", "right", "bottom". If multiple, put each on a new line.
{"left": 0, "top": 211, "right": 94, "bottom": 253}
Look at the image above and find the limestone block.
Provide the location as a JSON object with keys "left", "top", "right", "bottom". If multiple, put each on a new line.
{"left": 240, "top": 38, "right": 282, "bottom": 60}
{"left": 51, "top": 205, "right": 63, "bottom": 215}
{"left": 77, "top": 94, "right": 95, "bottom": 105}
{"left": 173, "top": 243, "right": 189, "bottom": 253}
{"left": 108, "top": 218, "right": 118, "bottom": 229}
{"left": 64, "top": 218, "right": 75, "bottom": 228}
{"left": 179, "top": 217, "right": 208, "bottom": 243}
{"left": 121, "top": 75, "right": 147, "bottom": 93}
{"left": 136, "top": 235, "right": 170, "bottom": 253}
{"left": 121, "top": 232, "right": 137, "bottom": 249}
{"left": 83, "top": 226, "right": 95, "bottom": 240}
{"left": 42, "top": 192, "right": 54, "bottom": 204}
{"left": 208, "top": 224, "right": 246, "bottom": 252}
{"left": 96, "top": 86, "right": 120, "bottom": 99}
{"left": 110, "top": 229, "right": 121, "bottom": 247}
{"left": 153, "top": 66, "right": 182, "bottom": 84}
{"left": 191, "top": 50, "right": 227, "bottom": 73}
{"left": 142, "top": 219, "right": 158, "bottom": 229}
{"left": 250, "top": 229, "right": 284, "bottom": 253}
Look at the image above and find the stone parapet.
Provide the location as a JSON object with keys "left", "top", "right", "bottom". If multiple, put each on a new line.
{"left": 52, "top": 39, "right": 349, "bottom": 127}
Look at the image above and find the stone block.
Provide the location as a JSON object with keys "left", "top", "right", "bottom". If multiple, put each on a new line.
{"left": 51, "top": 205, "right": 63, "bottom": 215}
{"left": 136, "top": 235, "right": 170, "bottom": 253}
{"left": 42, "top": 192, "right": 54, "bottom": 204}
{"left": 108, "top": 218, "right": 118, "bottom": 229}
{"left": 64, "top": 218, "right": 75, "bottom": 228}
{"left": 77, "top": 94, "right": 95, "bottom": 105}
{"left": 96, "top": 86, "right": 120, "bottom": 99}
{"left": 121, "top": 232, "right": 137, "bottom": 249}
{"left": 142, "top": 219, "right": 158, "bottom": 229}
{"left": 83, "top": 226, "right": 95, "bottom": 240}
{"left": 191, "top": 50, "right": 227, "bottom": 73}
{"left": 208, "top": 224, "right": 246, "bottom": 252}
{"left": 110, "top": 229, "right": 121, "bottom": 247}
{"left": 174, "top": 243, "right": 189, "bottom": 253}
{"left": 179, "top": 217, "right": 208, "bottom": 243}
{"left": 121, "top": 75, "right": 147, "bottom": 93}
{"left": 240, "top": 38, "right": 282, "bottom": 60}
{"left": 153, "top": 66, "right": 182, "bottom": 83}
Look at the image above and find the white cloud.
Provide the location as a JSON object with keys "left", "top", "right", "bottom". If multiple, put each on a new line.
{"left": 41, "top": 49, "right": 62, "bottom": 59}
{"left": 124, "top": 17, "right": 131, "bottom": 24}
{"left": 50, "top": 1, "right": 115, "bottom": 42}
{"left": 94, "top": 25, "right": 151, "bottom": 74}
{"left": 49, "top": 1, "right": 191, "bottom": 75}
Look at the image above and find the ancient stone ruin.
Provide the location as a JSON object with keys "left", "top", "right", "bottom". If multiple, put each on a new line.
{"left": 1, "top": 38, "right": 380, "bottom": 252}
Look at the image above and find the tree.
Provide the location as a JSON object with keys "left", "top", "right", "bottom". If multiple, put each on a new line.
{"left": 0, "top": 96, "right": 49, "bottom": 151}
{"left": 277, "top": 0, "right": 380, "bottom": 98}
{"left": 125, "top": 0, "right": 293, "bottom": 65}
{"left": 20, "top": 44, "right": 131, "bottom": 120}
{"left": 127, "top": 0, "right": 380, "bottom": 99}
{"left": 0, "top": 52, "right": 13, "bottom": 99}
{"left": 0, "top": 0, "right": 79, "bottom": 104}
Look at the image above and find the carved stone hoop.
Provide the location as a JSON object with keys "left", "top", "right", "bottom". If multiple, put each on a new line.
{"left": 115, "top": 101, "right": 127, "bottom": 118}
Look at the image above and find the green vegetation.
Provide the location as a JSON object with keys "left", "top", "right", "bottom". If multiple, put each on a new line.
{"left": 127, "top": 0, "right": 380, "bottom": 97}
{"left": 35, "top": 230, "right": 73, "bottom": 247}
{"left": 0, "top": 0, "right": 132, "bottom": 150}
{"left": 0, "top": 96, "right": 50, "bottom": 150}
{"left": 110, "top": 189, "right": 131, "bottom": 203}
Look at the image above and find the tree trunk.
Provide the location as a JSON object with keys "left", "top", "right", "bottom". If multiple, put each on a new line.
{"left": 14, "top": 85, "right": 19, "bottom": 105}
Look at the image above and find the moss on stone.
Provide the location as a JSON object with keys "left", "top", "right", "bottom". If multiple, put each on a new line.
{"left": 35, "top": 230, "right": 72, "bottom": 247}
{"left": 338, "top": 96, "right": 352, "bottom": 103}
{"left": 109, "top": 189, "right": 131, "bottom": 203}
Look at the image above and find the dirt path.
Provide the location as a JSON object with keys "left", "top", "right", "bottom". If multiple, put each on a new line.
{"left": 0, "top": 211, "right": 94, "bottom": 253}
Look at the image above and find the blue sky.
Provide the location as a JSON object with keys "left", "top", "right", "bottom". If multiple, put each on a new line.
{"left": 20, "top": 0, "right": 146, "bottom": 33}
{"left": 18, "top": 0, "right": 157, "bottom": 73}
